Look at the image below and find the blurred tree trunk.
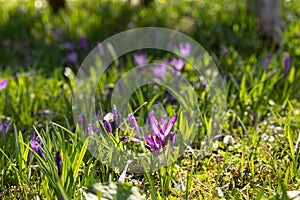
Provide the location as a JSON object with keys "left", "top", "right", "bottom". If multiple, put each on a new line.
{"left": 257, "top": 0, "right": 281, "bottom": 43}
{"left": 47, "top": 0, "right": 66, "bottom": 13}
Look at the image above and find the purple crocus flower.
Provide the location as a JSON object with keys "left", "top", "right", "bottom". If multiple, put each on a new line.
{"left": 94, "top": 106, "right": 121, "bottom": 134}
{"left": 0, "top": 121, "right": 10, "bottom": 140}
{"left": 263, "top": 54, "right": 271, "bottom": 71}
{"left": 78, "top": 38, "right": 88, "bottom": 50}
{"left": 97, "top": 42, "right": 105, "bottom": 56}
{"left": 144, "top": 112, "right": 178, "bottom": 153}
{"left": 0, "top": 78, "right": 8, "bottom": 91}
{"left": 179, "top": 42, "right": 192, "bottom": 58}
{"left": 55, "top": 151, "right": 62, "bottom": 181}
{"left": 128, "top": 114, "right": 141, "bottom": 139}
{"left": 66, "top": 52, "right": 78, "bottom": 64}
{"left": 153, "top": 60, "right": 168, "bottom": 78}
{"left": 284, "top": 54, "right": 291, "bottom": 76}
{"left": 1, "top": 120, "right": 10, "bottom": 140}
{"left": 201, "top": 81, "right": 207, "bottom": 89}
{"left": 170, "top": 57, "right": 185, "bottom": 71}
{"left": 42, "top": 110, "right": 51, "bottom": 115}
{"left": 133, "top": 53, "right": 147, "bottom": 66}
{"left": 222, "top": 48, "right": 228, "bottom": 55}
{"left": 3, "top": 121, "right": 10, "bottom": 134}
{"left": 103, "top": 119, "right": 112, "bottom": 133}
{"left": 54, "top": 28, "right": 62, "bottom": 42}
{"left": 112, "top": 105, "right": 121, "bottom": 129}
{"left": 30, "top": 133, "right": 45, "bottom": 160}
{"left": 63, "top": 42, "right": 74, "bottom": 50}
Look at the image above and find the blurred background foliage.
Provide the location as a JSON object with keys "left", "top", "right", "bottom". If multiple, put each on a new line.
{"left": 0, "top": 0, "right": 299, "bottom": 72}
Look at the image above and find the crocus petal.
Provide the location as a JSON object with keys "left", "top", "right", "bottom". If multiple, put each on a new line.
{"left": 66, "top": 52, "right": 78, "bottom": 64}
{"left": 150, "top": 128, "right": 157, "bottom": 137}
{"left": 0, "top": 78, "right": 8, "bottom": 91}
{"left": 153, "top": 60, "right": 168, "bottom": 79}
{"left": 144, "top": 134, "right": 155, "bottom": 149}
{"left": 96, "top": 110, "right": 101, "bottom": 121}
{"left": 164, "top": 114, "right": 178, "bottom": 137}
{"left": 160, "top": 115, "right": 167, "bottom": 130}
{"left": 55, "top": 151, "right": 62, "bottom": 181}
{"left": 130, "top": 137, "right": 142, "bottom": 143}
{"left": 263, "top": 54, "right": 271, "bottom": 71}
{"left": 30, "top": 133, "right": 45, "bottom": 160}
{"left": 170, "top": 58, "right": 185, "bottom": 71}
{"left": 222, "top": 48, "right": 228, "bottom": 55}
{"left": 133, "top": 53, "right": 147, "bottom": 66}
{"left": 30, "top": 139, "right": 39, "bottom": 152}
{"left": 128, "top": 114, "right": 141, "bottom": 139}
{"left": 201, "top": 81, "right": 207, "bottom": 89}
{"left": 284, "top": 54, "right": 291, "bottom": 76}
{"left": 97, "top": 42, "right": 105, "bottom": 56}
{"left": 78, "top": 38, "right": 88, "bottom": 50}
{"left": 148, "top": 112, "right": 163, "bottom": 137}
{"left": 63, "top": 42, "right": 74, "bottom": 50}
{"left": 155, "top": 135, "right": 163, "bottom": 148}
{"left": 179, "top": 42, "right": 192, "bottom": 58}
{"left": 103, "top": 119, "right": 112, "bottom": 133}
{"left": 3, "top": 121, "right": 10, "bottom": 135}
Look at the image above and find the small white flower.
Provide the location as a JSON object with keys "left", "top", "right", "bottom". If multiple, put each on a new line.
{"left": 223, "top": 135, "right": 235, "bottom": 145}
{"left": 261, "top": 133, "right": 275, "bottom": 142}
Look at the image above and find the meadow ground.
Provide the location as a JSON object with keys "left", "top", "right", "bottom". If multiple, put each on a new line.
{"left": 0, "top": 0, "right": 300, "bottom": 199}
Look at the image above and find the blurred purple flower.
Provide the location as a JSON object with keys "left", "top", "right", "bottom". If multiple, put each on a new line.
{"left": 66, "top": 52, "right": 78, "bottom": 64}
{"left": 153, "top": 60, "right": 168, "bottom": 78}
{"left": 279, "top": 22, "right": 286, "bottom": 32}
{"left": 97, "top": 43, "right": 105, "bottom": 56}
{"left": 42, "top": 110, "right": 51, "bottom": 115}
{"left": 179, "top": 42, "right": 192, "bottom": 58}
{"left": 96, "top": 110, "right": 101, "bottom": 121}
{"left": 63, "top": 42, "right": 74, "bottom": 50}
{"left": 1, "top": 120, "right": 10, "bottom": 140}
{"left": 222, "top": 48, "right": 228, "bottom": 55}
{"left": 30, "top": 133, "right": 45, "bottom": 160}
{"left": 201, "top": 81, "right": 207, "bottom": 89}
{"left": 3, "top": 121, "right": 10, "bottom": 134}
{"left": 78, "top": 38, "right": 88, "bottom": 50}
{"left": 144, "top": 112, "right": 178, "bottom": 153}
{"left": 263, "top": 54, "right": 271, "bottom": 71}
{"left": 170, "top": 57, "right": 185, "bottom": 71}
{"left": 54, "top": 28, "right": 62, "bottom": 41}
{"left": 133, "top": 53, "right": 147, "bottom": 66}
{"left": 223, "top": 74, "right": 228, "bottom": 84}
{"left": 55, "top": 151, "right": 62, "bottom": 181}
{"left": 284, "top": 54, "right": 291, "bottom": 76}
{"left": 0, "top": 78, "right": 8, "bottom": 91}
